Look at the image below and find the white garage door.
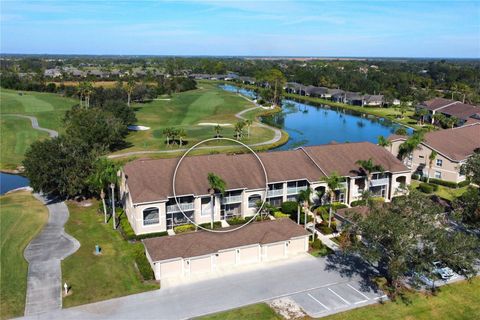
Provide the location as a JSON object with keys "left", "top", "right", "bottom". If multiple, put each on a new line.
{"left": 265, "top": 242, "right": 286, "bottom": 261}
{"left": 288, "top": 238, "right": 307, "bottom": 255}
{"left": 217, "top": 250, "right": 236, "bottom": 267}
{"left": 189, "top": 256, "right": 212, "bottom": 274}
{"left": 159, "top": 259, "right": 183, "bottom": 279}
{"left": 239, "top": 246, "right": 259, "bottom": 264}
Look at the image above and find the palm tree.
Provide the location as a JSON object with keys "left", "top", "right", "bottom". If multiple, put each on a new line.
{"left": 398, "top": 131, "right": 425, "bottom": 160}
{"left": 355, "top": 158, "right": 385, "bottom": 188}
{"left": 377, "top": 135, "right": 392, "bottom": 152}
{"left": 433, "top": 113, "right": 447, "bottom": 127}
{"left": 298, "top": 187, "right": 312, "bottom": 228}
{"left": 416, "top": 108, "right": 429, "bottom": 125}
{"left": 214, "top": 124, "right": 222, "bottom": 138}
{"left": 126, "top": 78, "right": 135, "bottom": 107}
{"left": 78, "top": 82, "right": 85, "bottom": 107}
{"left": 80, "top": 81, "right": 93, "bottom": 108}
{"left": 447, "top": 116, "right": 458, "bottom": 128}
{"left": 162, "top": 127, "right": 172, "bottom": 146}
{"left": 178, "top": 128, "right": 186, "bottom": 146}
{"left": 427, "top": 150, "right": 438, "bottom": 183}
{"left": 88, "top": 158, "right": 119, "bottom": 225}
{"left": 322, "top": 172, "right": 343, "bottom": 228}
{"left": 207, "top": 173, "right": 226, "bottom": 229}
{"left": 234, "top": 121, "right": 245, "bottom": 140}
{"left": 245, "top": 119, "right": 253, "bottom": 138}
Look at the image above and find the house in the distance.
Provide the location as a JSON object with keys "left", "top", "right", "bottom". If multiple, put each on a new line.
{"left": 387, "top": 123, "right": 480, "bottom": 183}
{"left": 416, "top": 98, "right": 480, "bottom": 127}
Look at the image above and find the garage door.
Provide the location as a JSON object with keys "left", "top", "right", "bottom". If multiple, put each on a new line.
{"left": 159, "top": 259, "right": 183, "bottom": 279}
{"left": 239, "top": 246, "right": 259, "bottom": 264}
{"left": 189, "top": 256, "right": 212, "bottom": 274}
{"left": 288, "top": 238, "right": 307, "bottom": 255}
{"left": 217, "top": 250, "right": 236, "bottom": 267}
{"left": 265, "top": 242, "right": 286, "bottom": 261}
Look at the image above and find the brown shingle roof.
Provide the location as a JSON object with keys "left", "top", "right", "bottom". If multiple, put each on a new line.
{"left": 440, "top": 103, "right": 479, "bottom": 120}
{"left": 422, "top": 123, "right": 480, "bottom": 161}
{"left": 143, "top": 219, "right": 309, "bottom": 262}
{"left": 124, "top": 142, "right": 409, "bottom": 203}
{"left": 420, "top": 98, "right": 458, "bottom": 111}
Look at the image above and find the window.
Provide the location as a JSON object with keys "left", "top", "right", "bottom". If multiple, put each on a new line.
{"left": 419, "top": 155, "right": 424, "bottom": 159}
{"left": 436, "top": 159, "right": 443, "bottom": 167}
{"left": 248, "top": 195, "right": 261, "bottom": 208}
{"left": 143, "top": 207, "right": 159, "bottom": 225}
{"left": 434, "top": 171, "right": 442, "bottom": 179}
{"left": 201, "top": 197, "right": 212, "bottom": 216}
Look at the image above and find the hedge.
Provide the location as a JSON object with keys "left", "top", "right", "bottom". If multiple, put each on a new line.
{"left": 458, "top": 180, "right": 471, "bottom": 188}
{"left": 350, "top": 200, "right": 366, "bottom": 207}
{"left": 418, "top": 182, "right": 434, "bottom": 194}
{"left": 281, "top": 201, "right": 298, "bottom": 215}
{"left": 316, "top": 222, "right": 336, "bottom": 235}
{"left": 134, "top": 248, "right": 154, "bottom": 281}
{"left": 198, "top": 221, "right": 222, "bottom": 230}
{"left": 420, "top": 177, "right": 470, "bottom": 189}
{"left": 226, "top": 217, "right": 247, "bottom": 225}
{"left": 173, "top": 223, "right": 196, "bottom": 234}
{"left": 118, "top": 212, "right": 168, "bottom": 241}
{"left": 274, "top": 211, "right": 289, "bottom": 218}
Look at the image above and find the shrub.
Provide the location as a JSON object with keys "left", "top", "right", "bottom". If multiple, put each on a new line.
{"left": 458, "top": 180, "right": 471, "bottom": 188}
{"left": 299, "top": 213, "right": 314, "bottom": 224}
{"left": 310, "top": 239, "right": 324, "bottom": 250}
{"left": 133, "top": 247, "right": 154, "bottom": 281}
{"left": 118, "top": 211, "right": 168, "bottom": 240}
{"left": 418, "top": 182, "right": 434, "bottom": 193}
{"left": 316, "top": 222, "right": 336, "bottom": 235}
{"left": 281, "top": 201, "right": 298, "bottom": 215}
{"left": 274, "top": 211, "right": 289, "bottom": 218}
{"left": 425, "top": 177, "right": 458, "bottom": 188}
{"left": 370, "top": 197, "right": 386, "bottom": 203}
{"left": 227, "top": 217, "right": 247, "bottom": 225}
{"left": 137, "top": 231, "right": 168, "bottom": 240}
{"left": 173, "top": 224, "right": 195, "bottom": 234}
{"left": 198, "top": 221, "right": 222, "bottom": 230}
{"left": 350, "top": 200, "right": 366, "bottom": 207}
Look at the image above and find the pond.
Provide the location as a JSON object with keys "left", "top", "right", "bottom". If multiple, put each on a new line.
{"left": 219, "top": 84, "right": 412, "bottom": 150}
{"left": 0, "top": 172, "right": 30, "bottom": 195}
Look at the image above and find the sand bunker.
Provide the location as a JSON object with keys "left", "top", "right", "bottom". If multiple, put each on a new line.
{"left": 127, "top": 125, "right": 150, "bottom": 131}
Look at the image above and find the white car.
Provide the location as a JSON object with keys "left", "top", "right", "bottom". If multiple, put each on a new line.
{"left": 433, "top": 261, "right": 454, "bottom": 280}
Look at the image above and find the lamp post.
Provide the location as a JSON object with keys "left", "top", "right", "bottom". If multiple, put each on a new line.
{"left": 110, "top": 183, "right": 116, "bottom": 229}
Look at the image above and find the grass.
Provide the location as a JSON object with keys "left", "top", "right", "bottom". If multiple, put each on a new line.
{"left": 197, "top": 303, "right": 282, "bottom": 320}
{"left": 323, "top": 278, "right": 480, "bottom": 320}
{"left": 112, "top": 81, "right": 283, "bottom": 155}
{"left": 0, "top": 115, "right": 50, "bottom": 171}
{"left": 61, "top": 199, "right": 158, "bottom": 307}
{"left": 410, "top": 179, "right": 469, "bottom": 201}
{"left": 0, "top": 191, "right": 49, "bottom": 319}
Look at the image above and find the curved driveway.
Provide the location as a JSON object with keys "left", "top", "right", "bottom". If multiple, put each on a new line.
{"left": 23, "top": 194, "right": 80, "bottom": 316}
{"left": 4, "top": 114, "right": 58, "bottom": 138}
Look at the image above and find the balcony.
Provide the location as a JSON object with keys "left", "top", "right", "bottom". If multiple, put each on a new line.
{"left": 370, "top": 178, "right": 389, "bottom": 187}
{"left": 267, "top": 189, "right": 283, "bottom": 197}
{"left": 221, "top": 195, "right": 242, "bottom": 205}
{"left": 166, "top": 202, "right": 194, "bottom": 213}
{"left": 286, "top": 185, "right": 308, "bottom": 195}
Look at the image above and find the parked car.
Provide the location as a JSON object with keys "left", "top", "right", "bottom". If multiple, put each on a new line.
{"left": 433, "top": 261, "right": 454, "bottom": 280}
{"left": 411, "top": 272, "right": 435, "bottom": 288}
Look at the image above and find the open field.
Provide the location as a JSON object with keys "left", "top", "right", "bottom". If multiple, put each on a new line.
{"left": 111, "top": 81, "right": 283, "bottom": 155}
{"left": 199, "top": 278, "right": 480, "bottom": 320}
{"left": 62, "top": 200, "right": 158, "bottom": 308}
{"left": 0, "top": 191, "right": 49, "bottom": 319}
{"left": 0, "top": 115, "right": 49, "bottom": 170}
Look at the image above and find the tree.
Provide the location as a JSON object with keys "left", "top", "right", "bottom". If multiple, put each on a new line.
{"left": 344, "top": 190, "right": 479, "bottom": 295}
{"left": 177, "top": 128, "right": 187, "bottom": 146}
{"left": 256, "top": 69, "right": 286, "bottom": 106}
{"left": 377, "top": 135, "right": 391, "bottom": 152}
{"left": 415, "top": 108, "right": 429, "bottom": 125}
{"left": 101, "top": 100, "right": 137, "bottom": 126}
{"left": 207, "top": 173, "right": 226, "bottom": 228}
{"left": 88, "top": 157, "right": 119, "bottom": 223}
{"left": 427, "top": 150, "right": 437, "bottom": 183}
{"left": 214, "top": 124, "right": 222, "bottom": 138}
{"left": 322, "top": 172, "right": 343, "bottom": 228}
{"left": 398, "top": 131, "right": 425, "bottom": 160}
{"left": 245, "top": 119, "right": 253, "bottom": 138}
{"left": 453, "top": 187, "right": 480, "bottom": 227}
{"left": 163, "top": 127, "right": 172, "bottom": 146}
{"left": 398, "top": 101, "right": 408, "bottom": 119}
{"left": 355, "top": 158, "right": 384, "bottom": 187}
{"left": 234, "top": 120, "right": 245, "bottom": 140}
{"left": 79, "top": 81, "right": 93, "bottom": 108}
{"left": 433, "top": 113, "right": 447, "bottom": 128}
{"left": 460, "top": 150, "right": 480, "bottom": 185}
{"left": 23, "top": 136, "right": 98, "bottom": 198}
{"left": 125, "top": 78, "right": 135, "bottom": 107}
{"left": 298, "top": 187, "right": 312, "bottom": 228}
{"left": 395, "top": 127, "right": 408, "bottom": 136}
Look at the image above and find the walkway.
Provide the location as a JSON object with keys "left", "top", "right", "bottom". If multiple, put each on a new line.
{"left": 108, "top": 104, "right": 283, "bottom": 159}
{"left": 4, "top": 114, "right": 58, "bottom": 138}
{"left": 23, "top": 194, "right": 80, "bottom": 316}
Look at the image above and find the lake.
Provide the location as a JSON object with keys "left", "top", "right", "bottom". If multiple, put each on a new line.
{"left": 220, "top": 84, "right": 412, "bottom": 150}
{"left": 0, "top": 172, "right": 30, "bottom": 195}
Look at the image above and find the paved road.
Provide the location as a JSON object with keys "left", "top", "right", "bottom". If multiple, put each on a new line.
{"left": 4, "top": 114, "right": 58, "bottom": 138}
{"left": 23, "top": 194, "right": 80, "bottom": 316}
{"left": 22, "top": 253, "right": 383, "bottom": 320}
{"left": 108, "top": 103, "right": 283, "bottom": 159}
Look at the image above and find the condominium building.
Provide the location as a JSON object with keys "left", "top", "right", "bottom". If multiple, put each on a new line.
{"left": 120, "top": 142, "right": 410, "bottom": 235}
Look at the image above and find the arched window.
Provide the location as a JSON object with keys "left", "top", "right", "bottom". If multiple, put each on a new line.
{"left": 143, "top": 207, "right": 159, "bottom": 225}
{"left": 248, "top": 195, "right": 261, "bottom": 208}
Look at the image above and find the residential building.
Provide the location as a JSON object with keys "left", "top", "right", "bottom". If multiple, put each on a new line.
{"left": 387, "top": 123, "right": 480, "bottom": 183}
{"left": 417, "top": 98, "right": 480, "bottom": 127}
{"left": 120, "top": 142, "right": 410, "bottom": 235}
{"left": 143, "top": 218, "right": 309, "bottom": 280}
{"left": 44, "top": 68, "right": 62, "bottom": 78}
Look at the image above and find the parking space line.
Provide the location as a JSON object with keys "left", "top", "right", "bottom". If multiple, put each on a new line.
{"left": 307, "top": 293, "right": 330, "bottom": 311}
{"left": 346, "top": 284, "right": 370, "bottom": 300}
{"left": 354, "top": 300, "right": 369, "bottom": 304}
{"left": 328, "top": 288, "right": 351, "bottom": 305}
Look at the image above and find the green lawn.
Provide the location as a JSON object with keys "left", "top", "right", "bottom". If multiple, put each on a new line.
{"left": 410, "top": 180, "right": 469, "bottom": 201}
{"left": 197, "top": 303, "right": 282, "bottom": 320}
{"left": 113, "top": 82, "right": 280, "bottom": 154}
{"left": 62, "top": 200, "right": 158, "bottom": 307}
{"left": 0, "top": 115, "right": 49, "bottom": 170}
{"left": 0, "top": 191, "right": 49, "bottom": 319}
{"left": 198, "top": 278, "right": 480, "bottom": 320}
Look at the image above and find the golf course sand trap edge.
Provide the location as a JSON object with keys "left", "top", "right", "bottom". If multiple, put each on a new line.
{"left": 127, "top": 125, "right": 151, "bottom": 131}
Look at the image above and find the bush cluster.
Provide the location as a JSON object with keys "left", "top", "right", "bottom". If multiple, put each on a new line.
{"left": 350, "top": 200, "right": 367, "bottom": 207}
{"left": 419, "top": 177, "right": 470, "bottom": 189}
{"left": 133, "top": 248, "right": 154, "bottom": 281}
{"left": 173, "top": 224, "right": 196, "bottom": 234}
{"left": 118, "top": 212, "right": 167, "bottom": 241}
{"left": 198, "top": 221, "right": 222, "bottom": 230}
{"left": 273, "top": 211, "right": 289, "bottom": 218}
{"left": 281, "top": 201, "right": 298, "bottom": 215}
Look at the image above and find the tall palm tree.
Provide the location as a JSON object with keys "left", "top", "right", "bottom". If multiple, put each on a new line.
{"left": 433, "top": 113, "right": 447, "bottom": 127}
{"left": 322, "top": 172, "right": 343, "bottom": 228}
{"left": 355, "top": 158, "right": 385, "bottom": 188}
{"left": 177, "top": 128, "right": 186, "bottom": 147}
{"left": 162, "top": 127, "right": 172, "bottom": 146}
{"left": 207, "top": 173, "right": 226, "bottom": 229}
{"left": 398, "top": 101, "right": 408, "bottom": 119}
{"left": 234, "top": 121, "right": 245, "bottom": 140}
{"left": 214, "top": 124, "right": 222, "bottom": 138}
{"left": 298, "top": 187, "right": 312, "bottom": 228}
{"left": 427, "top": 150, "right": 438, "bottom": 183}
{"left": 398, "top": 131, "right": 425, "bottom": 160}
{"left": 88, "top": 158, "right": 119, "bottom": 225}
{"left": 416, "top": 108, "right": 429, "bottom": 125}
{"left": 377, "top": 135, "right": 392, "bottom": 153}
{"left": 81, "top": 81, "right": 93, "bottom": 108}
{"left": 126, "top": 78, "right": 135, "bottom": 107}
{"left": 245, "top": 119, "right": 253, "bottom": 138}
{"left": 447, "top": 116, "right": 458, "bottom": 128}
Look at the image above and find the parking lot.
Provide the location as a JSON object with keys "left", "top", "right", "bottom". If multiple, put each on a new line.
{"left": 288, "top": 281, "right": 387, "bottom": 318}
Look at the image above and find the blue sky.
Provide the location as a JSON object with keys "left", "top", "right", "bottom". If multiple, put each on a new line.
{"left": 1, "top": 0, "right": 479, "bottom": 57}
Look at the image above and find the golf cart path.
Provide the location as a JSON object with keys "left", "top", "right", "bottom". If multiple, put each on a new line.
{"left": 4, "top": 114, "right": 58, "bottom": 138}
{"left": 23, "top": 194, "right": 80, "bottom": 316}
{"left": 108, "top": 105, "right": 283, "bottom": 159}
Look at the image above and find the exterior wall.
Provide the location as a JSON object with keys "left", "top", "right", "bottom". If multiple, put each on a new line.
{"left": 238, "top": 245, "right": 260, "bottom": 264}
{"left": 263, "top": 242, "right": 287, "bottom": 261}
{"left": 159, "top": 259, "right": 183, "bottom": 279}
{"left": 129, "top": 202, "right": 167, "bottom": 235}
{"left": 391, "top": 172, "right": 411, "bottom": 197}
